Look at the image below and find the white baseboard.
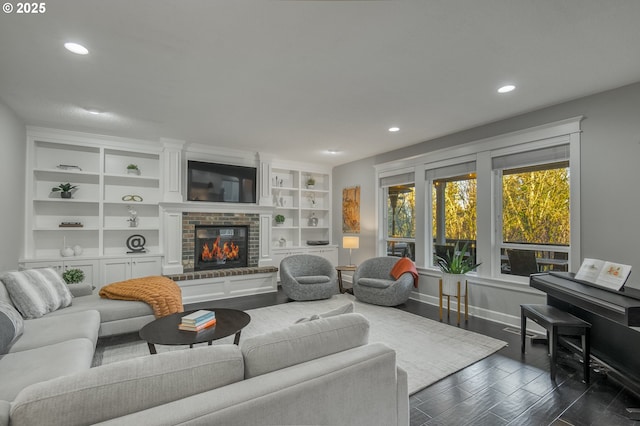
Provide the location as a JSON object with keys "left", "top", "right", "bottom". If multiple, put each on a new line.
{"left": 408, "top": 291, "right": 544, "bottom": 333}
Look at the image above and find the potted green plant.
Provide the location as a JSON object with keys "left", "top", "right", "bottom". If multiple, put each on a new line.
{"left": 51, "top": 183, "right": 78, "bottom": 199}
{"left": 62, "top": 268, "right": 85, "bottom": 285}
{"left": 306, "top": 177, "right": 315, "bottom": 189}
{"left": 275, "top": 214, "right": 285, "bottom": 226}
{"left": 435, "top": 242, "right": 481, "bottom": 296}
{"left": 126, "top": 164, "right": 140, "bottom": 175}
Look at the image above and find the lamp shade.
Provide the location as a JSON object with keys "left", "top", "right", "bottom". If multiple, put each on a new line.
{"left": 342, "top": 236, "right": 360, "bottom": 249}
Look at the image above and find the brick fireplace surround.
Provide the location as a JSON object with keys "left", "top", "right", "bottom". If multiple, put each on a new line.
{"left": 168, "top": 212, "right": 276, "bottom": 282}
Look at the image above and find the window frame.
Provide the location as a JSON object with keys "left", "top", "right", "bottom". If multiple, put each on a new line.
{"left": 379, "top": 168, "right": 416, "bottom": 259}
{"left": 425, "top": 156, "right": 478, "bottom": 269}
{"left": 375, "top": 117, "right": 582, "bottom": 284}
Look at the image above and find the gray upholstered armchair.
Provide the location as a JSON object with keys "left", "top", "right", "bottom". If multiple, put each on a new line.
{"left": 353, "top": 256, "right": 414, "bottom": 306}
{"left": 279, "top": 254, "right": 339, "bottom": 301}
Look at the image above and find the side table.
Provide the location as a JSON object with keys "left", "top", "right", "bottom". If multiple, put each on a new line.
{"left": 336, "top": 265, "right": 357, "bottom": 294}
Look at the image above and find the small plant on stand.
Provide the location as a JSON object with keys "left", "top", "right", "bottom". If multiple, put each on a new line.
{"left": 275, "top": 214, "right": 285, "bottom": 226}
{"left": 51, "top": 183, "right": 78, "bottom": 199}
{"left": 435, "top": 241, "right": 481, "bottom": 296}
{"left": 62, "top": 268, "right": 85, "bottom": 285}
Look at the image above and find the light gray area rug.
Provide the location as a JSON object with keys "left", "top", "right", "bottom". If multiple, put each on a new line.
{"left": 95, "top": 294, "right": 507, "bottom": 394}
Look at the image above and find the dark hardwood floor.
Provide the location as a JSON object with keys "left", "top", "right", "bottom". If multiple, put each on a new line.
{"left": 187, "top": 290, "right": 640, "bottom": 426}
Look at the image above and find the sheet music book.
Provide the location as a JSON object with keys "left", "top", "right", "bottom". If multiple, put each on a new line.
{"left": 574, "top": 258, "right": 632, "bottom": 291}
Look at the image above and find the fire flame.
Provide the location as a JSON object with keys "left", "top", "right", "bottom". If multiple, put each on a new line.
{"left": 201, "top": 236, "right": 240, "bottom": 261}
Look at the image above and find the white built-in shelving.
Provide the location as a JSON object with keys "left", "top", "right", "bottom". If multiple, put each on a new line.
{"left": 270, "top": 166, "right": 336, "bottom": 268}
{"left": 23, "top": 129, "right": 163, "bottom": 277}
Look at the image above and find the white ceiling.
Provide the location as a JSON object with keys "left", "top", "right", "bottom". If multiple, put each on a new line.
{"left": 1, "top": 1, "right": 640, "bottom": 166}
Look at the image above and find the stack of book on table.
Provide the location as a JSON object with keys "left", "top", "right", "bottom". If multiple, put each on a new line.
{"left": 178, "top": 310, "right": 216, "bottom": 332}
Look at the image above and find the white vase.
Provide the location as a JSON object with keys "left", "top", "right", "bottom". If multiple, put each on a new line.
{"left": 60, "top": 247, "right": 74, "bottom": 257}
{"left": 441, "top": 273, "right": 466, "bottom": 296}
{"left": 72, "top": 245, "right": 83, "bottom": 256}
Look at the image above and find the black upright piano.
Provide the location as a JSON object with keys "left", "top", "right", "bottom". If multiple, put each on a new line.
{"left": 530, "top": 272, "right": 640, "bottom": 395}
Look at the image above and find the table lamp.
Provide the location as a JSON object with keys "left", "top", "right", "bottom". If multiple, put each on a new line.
{"left": 342, "top": 236, "right": 359, "bottom": 266}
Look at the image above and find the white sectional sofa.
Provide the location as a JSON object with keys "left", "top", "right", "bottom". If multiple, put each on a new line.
{"left": 0, "top": 271, "right": 153, "bottom": 415}
{"left": 8, "top": 313, "right": 409, "bottom": 426}
{"left": 1, "top": 268, "right": 409, "bottom": 426}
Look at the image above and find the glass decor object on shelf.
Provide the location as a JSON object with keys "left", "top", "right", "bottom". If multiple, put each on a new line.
{"left": 56, "top": 164, "right": 82, "bottom": 171}
{"left": 308, "top": 213, "right": 318, "bottom": 227}
{"left": 60, "top": 236, "right": 74, "bottom": 257}
{"left": 127, "top": 205, "right": 139, "bottom": 227}
{"left": 51, "top": 183, "right": 78, "bottom": 199}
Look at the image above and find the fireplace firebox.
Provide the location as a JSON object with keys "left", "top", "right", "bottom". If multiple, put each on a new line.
{"left": 194, "top": 225, "right": 249, "bottom": 271}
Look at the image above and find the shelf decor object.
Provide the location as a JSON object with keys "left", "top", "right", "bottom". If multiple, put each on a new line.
{"left": 126, "top": 234, "right": 147, "bottom": 254}
{"left": 126, "top": 164, "right": 140, "bottom": 175}
{"left": 51, "top": 183, "right": 78, "bottom": 199}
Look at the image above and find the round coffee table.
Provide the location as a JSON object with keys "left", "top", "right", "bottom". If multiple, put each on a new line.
{"left": 139, "top": 308, "right": 251, "bottom": 354}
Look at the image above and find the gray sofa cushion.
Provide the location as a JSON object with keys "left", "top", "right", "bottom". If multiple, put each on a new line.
{"left": 242, "top": 312, "right": 369, "bottom": 378}
{"left": 67, "top": 283, "right": 93, "bottom": 297}
{"left": 0, "top": 400, "right": 9, "bottom": 426}
{"left": 0, "top": 269, "right": 72, "bottom": 319}
{"left": 0, "top": 338, "right": 95, "bottom": 402}
{"left": 295, "top": 302, "right": 354, "bottom": 323}
{"left": 10, "top": 345, "right": 245, "bottom": 426}
{"left": 8, "top": 310, "right": 100, "bottom": 353}
{"left": 46, "top": 293, "right": 153, "bottom": 322}
{"left": 0, "top": 300, "right": 23, "bottom": 354}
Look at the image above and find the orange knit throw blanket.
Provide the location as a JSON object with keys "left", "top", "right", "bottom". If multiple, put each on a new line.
{"left": 99, "top": 276, "right": 184, "bottom": 318}
{"left": 390, "top": 257, "right": 419, "bottom": 288}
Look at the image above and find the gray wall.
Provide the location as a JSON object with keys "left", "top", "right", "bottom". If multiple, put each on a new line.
{"left": 0, "top": 98, "right": 25, "bottom": 270}
{"left": 332, "top": 81, "right": 640, "bottom": 323}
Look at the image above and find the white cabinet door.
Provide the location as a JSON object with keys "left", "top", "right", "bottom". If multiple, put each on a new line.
{"left": 100, "top": 256, "right": 162, "bottom": 287}
{"left": 100, "top": 258, "right": 131, "bottom": 287}
{"left": 131, "top": 256, "right": 162, "bottom": 278}
{"left": 307, "top": 247, "right": 338, "bottom": 265}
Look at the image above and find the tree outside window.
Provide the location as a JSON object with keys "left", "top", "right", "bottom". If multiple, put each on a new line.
{"left": 501, "top": 161, "right": 570, "bottom": 276}
{"left": 431, "top": 174, "right": 477, "bottom": 265}
{"left": 386, "top": 184, "right": 415, "bottom": 259}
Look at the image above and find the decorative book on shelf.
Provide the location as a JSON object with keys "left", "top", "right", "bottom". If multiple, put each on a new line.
{"left": 574, "top": 258, "right": 632, "bottom": 291}
{"left": 179, "top": 310, "right": 216, "bottom": 332}
{"left": 59, "top": 222, "right": 83, "bottom": 228}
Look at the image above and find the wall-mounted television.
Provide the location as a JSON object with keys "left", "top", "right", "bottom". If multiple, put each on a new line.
{"left": 187, "top": 160, "right": 257, "bottom": 203}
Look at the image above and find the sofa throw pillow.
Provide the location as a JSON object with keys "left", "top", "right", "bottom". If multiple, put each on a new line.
{"left": 0, "top": 268, "right": 73, "bottom": 319}
{"left": 295, "top": 302, "right": 354, "bottom": 323}
{"left": 0, "top": 300, "right": 24, "bottom": 354}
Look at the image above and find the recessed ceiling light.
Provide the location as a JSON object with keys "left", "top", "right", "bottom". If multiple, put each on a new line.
{"left": 327, "top": 149, "right": 340, "bottom": 154}
{"left": 498, "top": 85, "right": 516, "bottom": 93}
{"left": 83, "top": 107, "right": 103, "bottom": 115}
{"left": 388, "top": 127, "right": 400, "bottom": 132}
{"left": 64, "top": 42, "right": 89, "bottom": 55}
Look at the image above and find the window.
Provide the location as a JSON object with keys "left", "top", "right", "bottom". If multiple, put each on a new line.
{"left": 428, "top": 161, "right": 477, "bottom": 266}
{"left": 376, "top": 117, "right": 580, "bottom": 279}
{"left": 381, "top": 172, "right": 415, "bottom": 260}
{"left": 494, "top": 146, "right": 570, "bottom": 277}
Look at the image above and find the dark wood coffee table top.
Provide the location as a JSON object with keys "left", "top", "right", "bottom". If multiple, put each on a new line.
{"left": 139, "top": 308, "right": 251, "bottom": 354}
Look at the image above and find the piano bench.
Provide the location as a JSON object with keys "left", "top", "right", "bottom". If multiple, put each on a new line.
{"left": 520, "top": 304, "right": 591, "bottom": 383}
